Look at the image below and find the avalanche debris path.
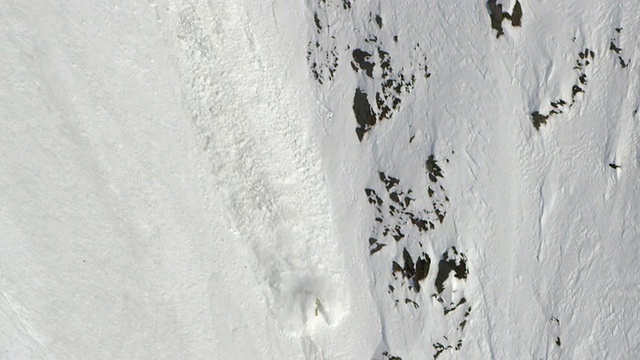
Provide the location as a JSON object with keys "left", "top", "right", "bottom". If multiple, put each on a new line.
{"left": 161, "top": 0, "right": 378, "bottom": 358}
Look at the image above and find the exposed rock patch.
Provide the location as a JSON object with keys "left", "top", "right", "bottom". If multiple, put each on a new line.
{"left": 487, "top": 0, "right": 523, "bottom": 38}
{"left": 531, "top": 48, "right": 594, "bottom": 129}
{"left": 609, "top": 28, "right": 630, "bottom": 68}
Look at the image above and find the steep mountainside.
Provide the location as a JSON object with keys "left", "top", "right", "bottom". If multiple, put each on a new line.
{"left": 1, "top": 0, "right": 639, "bottom": 359}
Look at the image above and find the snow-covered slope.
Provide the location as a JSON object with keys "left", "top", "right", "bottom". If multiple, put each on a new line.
{"left": 1, "top": 0, "right": 639, "bottom": 359}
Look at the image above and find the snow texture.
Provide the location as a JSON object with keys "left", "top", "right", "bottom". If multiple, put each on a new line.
{"left": 1, "top": 0, "right": 639, "bottom": 359}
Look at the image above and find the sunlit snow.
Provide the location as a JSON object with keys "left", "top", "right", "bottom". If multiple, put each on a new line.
{"left": 1, "top": 1, "right": 639, "bottom": 359}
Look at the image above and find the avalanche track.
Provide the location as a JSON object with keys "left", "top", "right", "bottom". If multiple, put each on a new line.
{"left": 159, "top": 0, "right": 378, "bottom": 358}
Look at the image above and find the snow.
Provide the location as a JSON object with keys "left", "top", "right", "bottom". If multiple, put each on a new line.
{"left": 1, "top": 0, "right": 639, "bottom": 359}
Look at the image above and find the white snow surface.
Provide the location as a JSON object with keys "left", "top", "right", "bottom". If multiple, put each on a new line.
{"left": 1, "top": 0, "right": 639, "bottom": 359}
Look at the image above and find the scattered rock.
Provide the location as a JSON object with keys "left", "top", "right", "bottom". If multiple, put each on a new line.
{"left": 609, "top": 29, "right": 630, "bottom": 69}
{"left": 433, "top": 339, "right": 462, "bottom": 359}
{"left": 365, "top": 167, "right": 446, "bottom": 257}
{"left": 350, "top": 44, "right": 425, "bottom": 140}
{"left": 392, "top": 248, "right": 431, "bottom": 293}
{"left": 307, "top": 41, "right": 339, "bottom": 84}
{"left": 306, "top": 1, "right": 350, "bottom": 84}
{"left": 531, "top": 48, "right": 594, "bottom": 129}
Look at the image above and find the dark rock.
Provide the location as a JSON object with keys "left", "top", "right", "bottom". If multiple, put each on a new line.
{"left": 353, "top": 89, "right": 376, "bottom": 141}
{"left": 313, "top": 12, "right": 322, "bottom": 32}
{"left": 435, "top": 248, "right": 468, "bottom": 294}
{"left": 426, "top": 155, "right": 444, "bottom": 182}
{"left": 379, "top": 172, "right": 400, "bottom": 191}
{"left": 618, "top": 56, "right": 629, "bottom": 68}
{"left": 415, "top": 255, "right": 431, "bottom": 282}
{"left": 375, "top": 15, "right": 383, "bottom": 28}
{"left": 511, "top": 1, "right": 523, "bottom": 26}
{"left": 531, "top": 111, "right": 549, "bottom": 130}
{"left": 610, "top": 41, "right": 622, "bottom": 54}
{"left": 352, "top": 49, "right": 375, "bottom": 77}
{"left": 487, "top": 0, "right": 506, "bottom": 37}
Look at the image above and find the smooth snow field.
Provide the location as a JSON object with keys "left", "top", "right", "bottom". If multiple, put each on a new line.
{"left": 1, "top": 0, "right": 639, "bottom": 359}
